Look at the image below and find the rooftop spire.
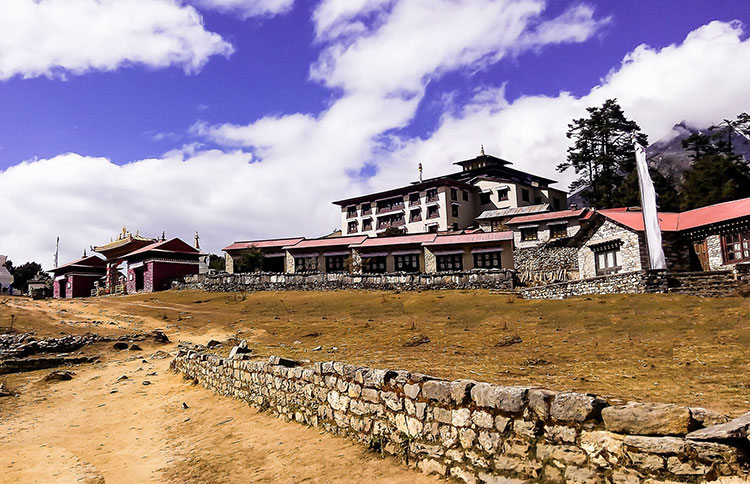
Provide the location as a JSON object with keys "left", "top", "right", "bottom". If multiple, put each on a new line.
{"left": 480, "top": 144, "right": 485, "bottom": 156}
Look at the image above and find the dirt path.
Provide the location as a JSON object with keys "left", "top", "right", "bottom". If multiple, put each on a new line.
{"left": 0, "top": 347, "right": 441, "bottom": 484}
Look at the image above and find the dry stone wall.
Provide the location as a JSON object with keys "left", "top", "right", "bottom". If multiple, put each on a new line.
{"left": 171, "top": 350, "right": 750, "bottom": 484}
{"left": 520, "top": 266, "right": 749, "bottom": 300}
{"left": 175, "top": 269, "right": 515, "bottom": 292}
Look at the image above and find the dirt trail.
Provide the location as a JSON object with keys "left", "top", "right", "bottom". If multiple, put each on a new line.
{"left": 0, "top": 346, "right": 441, "bottom": 484}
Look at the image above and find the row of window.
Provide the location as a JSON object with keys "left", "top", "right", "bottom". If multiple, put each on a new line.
{"left": 348, "top": 204, "right": 461, "bottom": 233}
{"left": 292, "top": 252, "right": 503, "bottom": 273}
{"left": 520, "top": 224, "right": 568, "bottom": 241}
{"left": 346, "top": 188, "right": 472, "bottom": 219}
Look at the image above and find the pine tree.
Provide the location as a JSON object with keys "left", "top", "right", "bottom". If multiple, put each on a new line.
{"left": 557, "top": 99, "right": 649, "bottom": 208}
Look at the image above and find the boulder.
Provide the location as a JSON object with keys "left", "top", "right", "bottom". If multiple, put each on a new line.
{"left": 602, "top": 403, "right": 692, "bottom": 436}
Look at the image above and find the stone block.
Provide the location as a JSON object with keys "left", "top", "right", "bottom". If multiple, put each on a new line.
{"left": 417, "top": 458, "right": 446, "bottom": 476}
{"left": 422, "top": 380, "right": 452, "bottom": 403}
{"left": 602, "top": 403, "right": 692, "bottom": 436}
{"left": 686, "top": 411, "right": 750, "bottom": 441}
{"left": 459, "top": 428, "right": 476, "bottom": 448}
{"left": 433, "top": 406, "right": 452, "bottom": 424}
{"left": 361, "top": 388, "right": 380, "bottom": 403}
{"left": 535, "top": 443, "right": 587, "bottom": 466}
{"left": 450, "top": 466, "right": 478, "bottom": 484}
{"left": 471, "top": 382, "right": 495, "bottom": 408}
{"left": 689, "top": 407, "right": 729, "bottom": 428}
{"left": 579, "top": 431, "right": 624, "bottom": 468}
{"left": 528, "top": 388, "right": 557, "bottom": 420}
{"left": 622, "top": 436, "right": 687, "bottom": 454}
{"left": 550, "top": 392, "right": 606, "bottom": 423}
{"left": 472, "top": 410, "right": 494, "bottom": 429}
{"left": 544, "top": 425, "right": 577, "bottom": 444}
{"left": 453, "top": 408, "right": 472, "bottom": 427}
{"left": 451, "top": 380, "right": 475, "bottom": 405}
{"left": 404, "top": 383, "right": 420, "bottom": 400}
{"left": 495, "top": 415, "right": 510, "bottom": 432}
{"left": 627, "top": 452, "right": 664, "bottom": 472}
{"left": 496, "top": 386, "right": 529, "bottom": 414}
{"left": 513, "top": 419, "right": 537, "bottom": 439}
{"left": 440, "top": 424, "right": 459, "bottom": 447}
{"left": 563, "top": 465, "right": 601, "bottom": 484}
{"left": 666, "top": 456, "right": 709, "bottom": 475}
{"left": 478, "top": 472, "right": 527, "bottom": 484}
{"left": 477, "top": 431, "right": 501, "bottom": 453}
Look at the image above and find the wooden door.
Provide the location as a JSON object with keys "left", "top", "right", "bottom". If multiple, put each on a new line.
{"left": 693, "top": 240, "right": 710, "bottom": 271}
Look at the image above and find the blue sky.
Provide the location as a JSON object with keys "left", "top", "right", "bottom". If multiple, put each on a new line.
{"left": 1, "top": 0, "right": 749, "bottom": 266}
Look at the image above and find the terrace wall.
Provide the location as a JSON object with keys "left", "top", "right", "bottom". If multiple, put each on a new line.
{"left": 175, "top": 269, "right": 515, "bottom": 292}
{"left": 171, "top": 351, "right": 749, "bottom": 484}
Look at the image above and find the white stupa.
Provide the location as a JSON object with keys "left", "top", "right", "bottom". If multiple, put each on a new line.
{"left": 0, "top": 255, "right": 13, "bottom": 289}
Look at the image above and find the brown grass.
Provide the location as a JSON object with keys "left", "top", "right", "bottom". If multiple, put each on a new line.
{"left": 2, "top": 289, "right": 750, "bottom": 414}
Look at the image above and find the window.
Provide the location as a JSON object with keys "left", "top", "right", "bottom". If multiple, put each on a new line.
{"left": 473, "top": 252, "right": 501, "bottom": 269}
{"left": 595, "top": 249, "right": 620, "bottom": 276}
{"left": 295, "top": 256, "right": 318, "bottom": 272}
{"left": 722, "top": 232, "right": 750, "bottom": 263}
{"left": 346, "top": 205, "right": 357, "bottom": 218}
{"left": 437, "top": 253, "right": 463, "bottom": 272}
{"left": 377, "top": 212, "right": 405, "bottom": 229}
{"left": 462, "top": 191, "right": 469, "bottom": 201}
{"left": 362, "top": 256, "right": 387, "bottom": 273}
{"left": 451, "top": 204, "right": 459, "bottom": 218}
{"left": 362, "top": 218, "right": 373, "bottom": 231}
{"left": 426, "top": 224, "right": 439, "bottom": 233}
{"left": 427, "top": 205, "right": 439, "bottom": 219}
{"left": 450, "top": 188, "right": 458, "bottom": 201}
{"left": 409, "top": 192, "right": 420, "bottom": 206}
{"left": 550, "top": 224, "right": 568, "bottom": 239}
{"left": 347, "top": 221, "right": 358, "bottom": 234}
{"left": 426, "top": 188, "right": 438, "bottom": 202}
{"left": 480, "top": 192, "right": 491, "bottom": 205}
{"left": 376, "top": 197, "right": 404, "bottom": 214}
{"left": 498, "top": 188, "right": 509, "bottom": 201}
{"left": 394, "top": 254, "right": 419, "bottom": 272}
{"left": 361, "top": 203, "right": 372, "bottom": 215}
{"left": 325, "top": 255, "right": 346, "bottom": 273}
{"left": 552, "top": 198, "right": 561, "bottom": 210}
{"left": 410, "top": 208, "right": 422, "bottom": 222}
{"left": 521, "top": 189, "right": 530, "bottom": 202}
{"left": 452, "top": 223, "right": 459, "bottom": 231}
{"left": 520, "top": 227, "right": 538, "bottom": 241}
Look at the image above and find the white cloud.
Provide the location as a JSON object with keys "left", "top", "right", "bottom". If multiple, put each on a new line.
{"left": 0, "top": 0, "right": 233, "bottom": 80}
{"left": 189, "top": 0, "right": 294, "bottom": 19}
{"left": 369, "top": 20, "right": 750, "bottom": 193}
{"left": 309, "top": 0, "right": 607, "bottom": 96}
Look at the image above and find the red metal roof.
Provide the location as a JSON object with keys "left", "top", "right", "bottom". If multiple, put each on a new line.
{"left": 283, "top": 235, "right": 368, "bottom": 250}
{"left": 223, "top": 237, "right": 304, "bottom": 251}
{"left": 677, "top": 197, "right": 750, "bottom": 230}
{"left": 423, "top": 231, "right": 513, "bottom": 246}
{"left": 506, "top": 209, "right": 587, "bottom": 225}
{"left": 122, "top": 238, "right": 200, "bottom": 258}
{"left": 597, "top": 210, "right": 680, "bottom": 232}
{"left": 599, "top": 198, "right": 750, "bottom": 232}
{"left": 351, "top": 233, "right": 437, "bottom": 248}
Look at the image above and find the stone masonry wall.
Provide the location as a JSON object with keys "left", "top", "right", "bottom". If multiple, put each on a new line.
{"left": 175, "top": 269, "right": 515, "bottom": 292}
{"left": 520, "top": 265, "right": 750, "bottom": 300}
{"left": 171, "top": 351, "right": 750, "bottom": 484}
{"left": 515, "top": 246, "right": 580, "bottom": 285}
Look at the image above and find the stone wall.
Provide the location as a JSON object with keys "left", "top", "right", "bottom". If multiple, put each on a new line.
{"left": 578, "top": 220, "right": 645, "bottom": 280}
{"left": 171, "top": 351, "right": 750, "bottom": 484}
{"left": 520, "top": 265, "right": 750, "bottom": 300}
{"left": 514, "top": 245, "right": 580, "bottom": 285}
{"left": 175, "top": 269, "right": 515, "bottom": 292}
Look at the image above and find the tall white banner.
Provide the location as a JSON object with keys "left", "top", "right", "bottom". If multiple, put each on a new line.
{"left": 634, "top": 140, "right": 667, "bottom": 269}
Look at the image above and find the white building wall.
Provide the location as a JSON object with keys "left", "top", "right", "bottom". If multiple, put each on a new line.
{"left": 577, "top": 220, "right": 643, "bottom": 279}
